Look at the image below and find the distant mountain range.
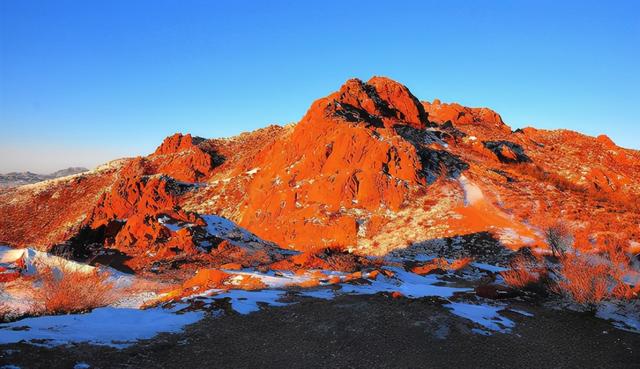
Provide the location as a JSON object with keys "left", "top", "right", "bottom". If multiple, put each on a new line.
{"left": 0, "top": 167, "right": 88, "bottom": 188}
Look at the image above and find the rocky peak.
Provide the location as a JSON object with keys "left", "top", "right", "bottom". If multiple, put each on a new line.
{"left": 423, "top": 99, "right": 510, "bottom": 134}
{"left": 305, "top": 77, "right": 428, "bottom": 130}
{"left": 366, "top": 76, "right": 428, "bottom": 126}
{"left": 154, "top": 133, "right": 205, "bottom": 155}
{"left": 596, "top": 134, "right": 616, "bottom": 148}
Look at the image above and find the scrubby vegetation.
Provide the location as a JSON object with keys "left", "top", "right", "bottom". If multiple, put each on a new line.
{"left": 501, "top": 225, "right": 639, "bottom": 311}
{"left": 500, "top": 254, "right": 546, "bottom": 289}
{"left": 0, "top": 300, "right": 10, "bottom": 322}
{"left": 269, "top": 246, "right": 384, "bottom": 273}
{"left": 31, "top": 262, "right": 118, "bottom": 315}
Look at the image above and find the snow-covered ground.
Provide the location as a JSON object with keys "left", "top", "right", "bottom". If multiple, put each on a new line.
{"left": 0, "top": 304, "right": 202, "bottom": 348}
{"left": 444, "top": 302, "right": 514, "bottom": 334}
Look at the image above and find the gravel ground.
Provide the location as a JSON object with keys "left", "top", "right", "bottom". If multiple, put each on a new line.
{"left": 1, "top": 293, "right": 638, "bottom": 369}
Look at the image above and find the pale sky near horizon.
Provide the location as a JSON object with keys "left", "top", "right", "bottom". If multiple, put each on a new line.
{"left": 1, "top": 0, "right": 638, "bottom": 173}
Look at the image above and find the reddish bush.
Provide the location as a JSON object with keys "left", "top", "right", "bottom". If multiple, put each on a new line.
{"left": 32, "top": 263, "right": 117, "bottom": 315}
{"left": 589, "top": 189, "right": 640, "bottom": 213}
{"left": 209, "top": 241, "right": 274, "bottom": 268}
{"left": 270, "top": 247, "right": 381, "bottom": 273}
{"left": 501, "top": 254, "right": 544, "bottom": 289}
{"left": 553, "top": 249, "right": 637, "bottom": 309}
{"left": 0, "top": 301, "right": 10, "bottom": 322}
{"left": 554, "top": 253, "right": 609, "bottom": 308}
{"left": 0, "top": 270, "right": 21, "bottom": 283}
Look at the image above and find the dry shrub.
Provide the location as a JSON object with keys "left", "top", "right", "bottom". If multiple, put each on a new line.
{"left": 209, "top": 241, "right": 274, "bottom": 268}
{"left": 501, "top": 254, "right": 547, "bottom": 289}
{"left": 553, "top": 248, "right": 637, "bottom": 309}
{"left": 0, "top": 300, "right": 10, "bottom": 322}
{"left": 553, "top": 253, "right": 609, "bottom": 309}
{"left": 122, "top": 277, "right": 171, "bottom": 297}
{"left": 32, "top": 263, "right": 117, "bottom": 315}
{"left": 270, "top": 246, "right": 381, "bottom": 273}
{"left": 325, "top": 254, "right": 360, "bottom": 272}
{"left": 545, "top": 221, "right": 573, "bottom": 257}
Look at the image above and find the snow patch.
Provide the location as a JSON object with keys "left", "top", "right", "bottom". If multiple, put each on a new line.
{"left": 157, "top": 215, "right": 184, "bottom": 232}
{"left": 339, "top": 267, "right": 469, "bottom": 298}
{"left": 202, "top": 215, "right": 264, "bottom": 247}
{"left": 471, "top": 262, "right": 508, "bottom": 273}
{"left": 596, "top": 301, "right": 640, "bottom": 333}
{"left": 498, "top": 228, "right": 535, "bottom": 245}
{"left": 0, "top": 305, "right": 203, "bottom": 348}
{"left": 204, "top": 289, "right": 289, "bottom": 315}
{"left": 458, "top": 175, "right": 484, "bottom": 206}
{"left": 225, "top": 270, "right": 311, "bottom": 289}
{"left": 298, "top": 267, "right": 470, "bottom": 301}
{"left": 444, "top": 302, "right": 514, "bottom": 333}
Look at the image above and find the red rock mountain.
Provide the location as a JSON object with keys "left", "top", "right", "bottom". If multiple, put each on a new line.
{"left": 1, "top": 77, "right": 638, "bottom": 271}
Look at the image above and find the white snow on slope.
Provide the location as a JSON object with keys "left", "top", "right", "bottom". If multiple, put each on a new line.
{"left": 338, "top": 267, "right": 469, "bottom": 298}
{"left": 225, "top": 270, "right": 311, "bottom": 289}
{"left": 0, "top": 246, "right": 135, "bottom": 287}
{"left": 471, "top": 262, "right": 508, "bottom": 273}
{"left": 0, "top": 246, "right": 143, "bottom": 314}
{"left": 498, "top": 228, "right": 536, "bottom": 246}
{"left": 459, "top": 175, "right": 484, "bottom": 206}
{"left": 157, "top": 216, "right": 184, "bottom": 232}
{"left": 196, "top": 267, "right": 470, "bottom": 315}
{"left": 0, "top": 246, "right": 25, "bottom": 264}
{"left": 156, "top": 214, "right": 274, "bottom": 250}
{"left": 202, "top": 215, "right": 263, "bottom": 245}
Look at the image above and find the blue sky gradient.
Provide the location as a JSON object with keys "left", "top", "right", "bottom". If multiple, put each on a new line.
{"left": 1, "top": 0, "right": 638, "bottom": 172}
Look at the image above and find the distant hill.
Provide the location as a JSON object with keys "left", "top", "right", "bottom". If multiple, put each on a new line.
{"left": 0, "top": 167, "right": 88, "bottom": 188}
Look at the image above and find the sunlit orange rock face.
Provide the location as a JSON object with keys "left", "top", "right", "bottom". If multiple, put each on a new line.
{"left": 1, "top": 76, "right": 639, "bottom": 268}
{"left": 149, "top": 133, "right": 219, "bottom": 183}
{"left": 229, "top": 77, "right": 436, "bottom": 249}
{"left": 80, "top": 153, "right": 210, "bottom": 259}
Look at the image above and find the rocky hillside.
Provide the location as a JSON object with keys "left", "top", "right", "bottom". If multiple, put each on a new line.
{"left": 1, "top": 77, "right": 638, "bottom": 272}
{"left": 0, "top": 167, "right": 88, "bottom": 188}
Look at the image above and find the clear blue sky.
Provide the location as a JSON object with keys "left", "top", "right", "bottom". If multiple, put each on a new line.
{"left": 1, "top": 0, "right": 638, "bottom": 173}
